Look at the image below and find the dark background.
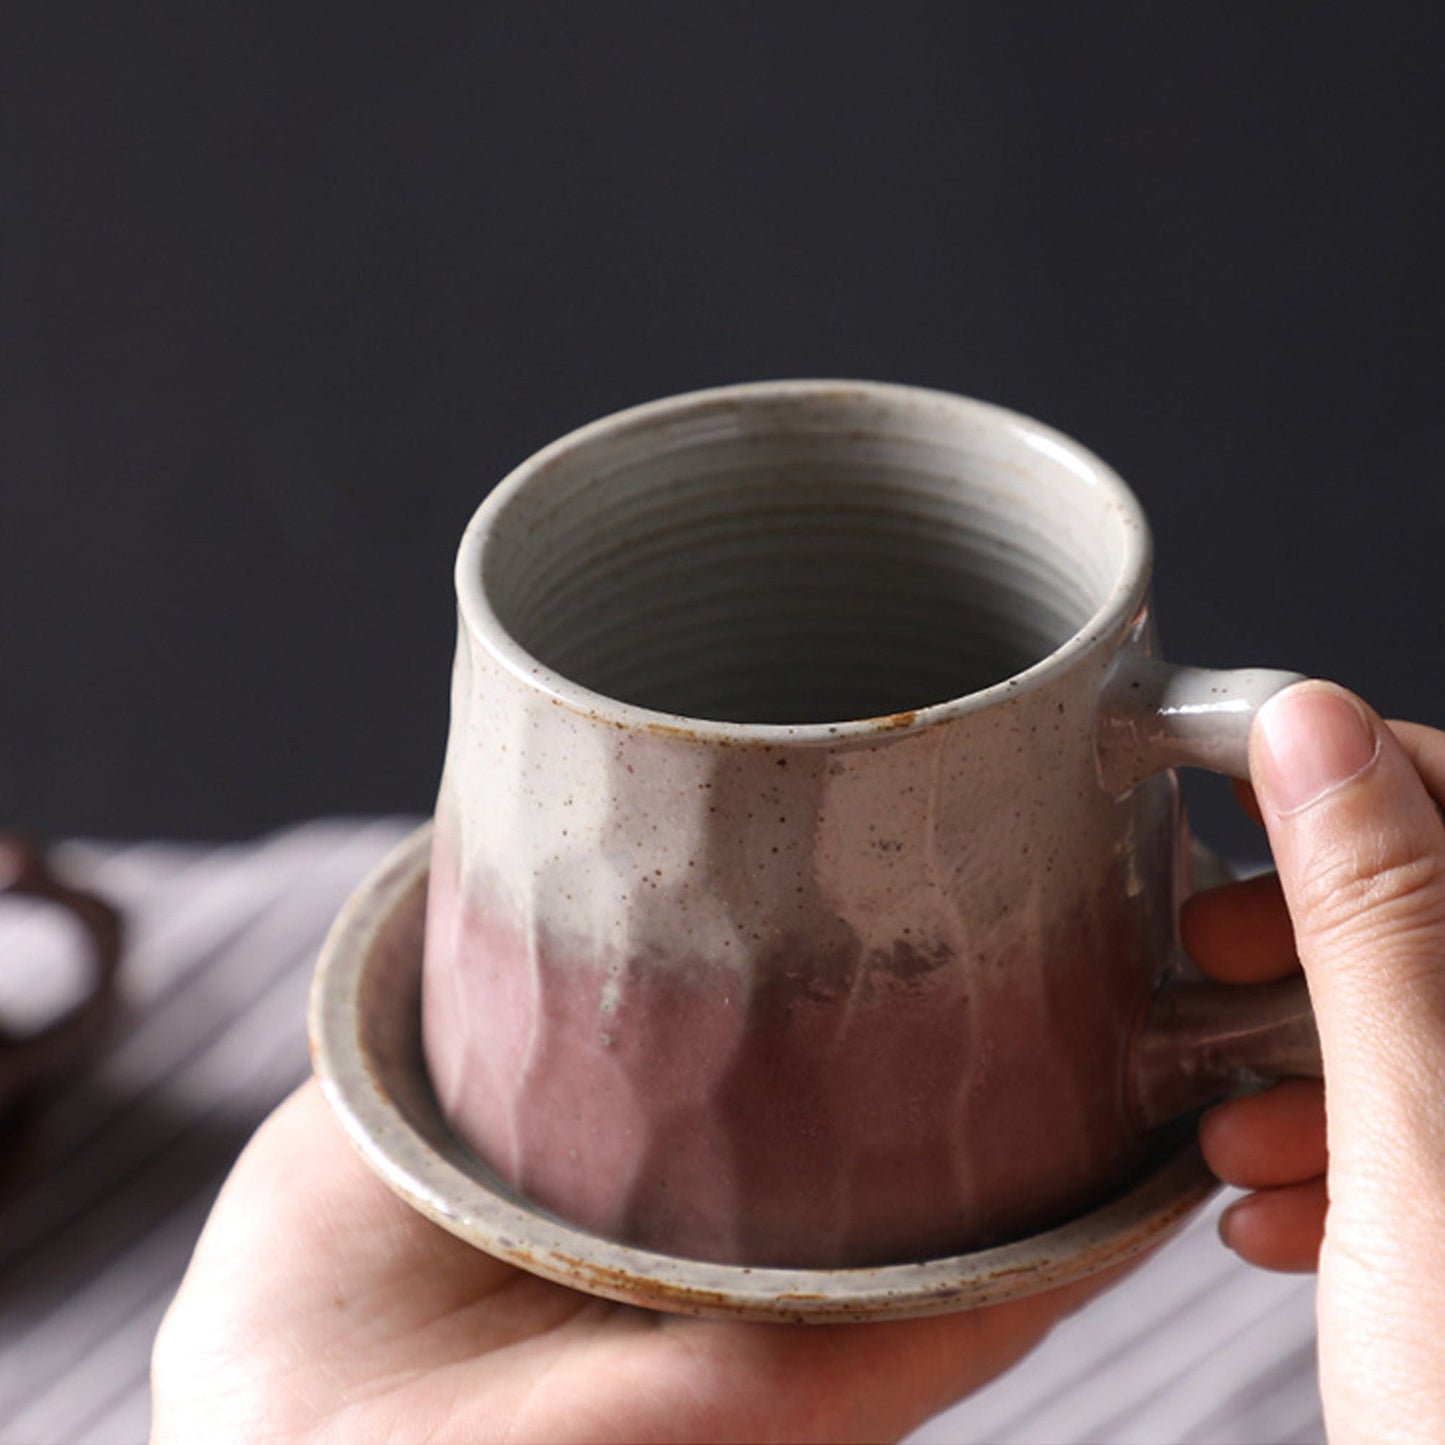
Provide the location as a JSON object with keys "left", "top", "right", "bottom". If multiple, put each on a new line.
{"left": 4, "top": 5, "right": 1443, "bottom": 863}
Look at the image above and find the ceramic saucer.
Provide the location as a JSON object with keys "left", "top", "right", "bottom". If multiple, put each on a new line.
{"left": 308, "top": 824, "right": 1220, "bottom": 1323}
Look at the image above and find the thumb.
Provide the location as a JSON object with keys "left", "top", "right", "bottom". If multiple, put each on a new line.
{"left": 1251, "top": 680, "right": 1445, "bottom": 1441}
{"left": 1251, "top": 679, "right": 1445, "bottom": 1190}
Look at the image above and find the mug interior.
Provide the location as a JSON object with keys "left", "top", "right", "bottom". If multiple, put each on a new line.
{"left": 473, "top": 384, "right": 1143, "bottom": 726}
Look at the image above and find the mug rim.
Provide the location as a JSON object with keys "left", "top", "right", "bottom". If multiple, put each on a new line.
{"left": 455, "top": 379, "right": 1153, "bottom": 745}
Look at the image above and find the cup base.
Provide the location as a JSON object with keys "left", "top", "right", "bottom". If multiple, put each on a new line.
{"left": 309, "top": 824, "right": 1220, "bottom": 1323}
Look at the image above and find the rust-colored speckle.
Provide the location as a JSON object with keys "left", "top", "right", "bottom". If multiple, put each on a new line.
{"left": 864, "top": 709, "right": 918, "bottom": 731}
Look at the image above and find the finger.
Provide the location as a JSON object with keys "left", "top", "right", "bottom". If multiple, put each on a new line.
{"left": 1180, "top": 873, "right": 1298, "bottom": 983}
{"left": 1198, "top": 1079, "right": 1326, "bottom": 1188}
{"left": 1219, "top": 1178, "right": 1326, "bottom": 1274}
{"left": 1389, "top": 719, "right": 1445, "bottom": 805}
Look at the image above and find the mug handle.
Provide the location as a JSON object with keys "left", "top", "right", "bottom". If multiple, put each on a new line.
{"left": 1096, "top": 656, "right": 1323, "bottom": 1131}
{"left": 0, "top": 834, "right": 123, "bottom": 1105}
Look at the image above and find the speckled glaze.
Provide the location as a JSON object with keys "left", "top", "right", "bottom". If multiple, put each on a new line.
{"left": 422, "top": 382, "right": 1309, "bottom": 1270}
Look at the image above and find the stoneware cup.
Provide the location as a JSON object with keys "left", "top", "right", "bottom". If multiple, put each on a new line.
{"left": 421, "top": 381, "right": 1319, "bottom": 1270}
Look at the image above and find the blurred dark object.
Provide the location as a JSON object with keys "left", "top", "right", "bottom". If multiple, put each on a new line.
{"left": 0, "top": 835, "right": 122, "bottom": 1128}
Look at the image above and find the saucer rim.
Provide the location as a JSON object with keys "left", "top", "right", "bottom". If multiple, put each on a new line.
{"left": 308, "top": 823, "right": 1220, "bottom": 1323}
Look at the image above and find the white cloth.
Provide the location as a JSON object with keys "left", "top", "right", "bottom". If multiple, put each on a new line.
{"left": 0, "top": 820, "right": 1323, "bottom": 1444}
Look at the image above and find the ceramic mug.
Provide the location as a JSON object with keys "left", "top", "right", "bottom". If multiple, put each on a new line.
{"left": 421, "top": 381, "right": 1319, "bottom": 1270}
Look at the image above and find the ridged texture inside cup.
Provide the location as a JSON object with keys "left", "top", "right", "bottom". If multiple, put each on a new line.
{"left": 482, "top": 401, "right": 1124, "bottom": 724}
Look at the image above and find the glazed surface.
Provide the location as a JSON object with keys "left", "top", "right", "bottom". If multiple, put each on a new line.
{"left": 421, "top": 660, "right": 1181, "bottom": 1267}
{"left": 421, "top": 383, "right": 1178, "bottom": 1268}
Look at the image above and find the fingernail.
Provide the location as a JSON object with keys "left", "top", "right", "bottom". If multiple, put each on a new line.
{"left": 1217, "top": 1196, "right": 1251, "bottom": 1253}
{"left": 1255, "top": 682, "right": 1379, "bottom": 815}
{"left": 1217, "top": 1198, "right": 1239, "bottom": 1248}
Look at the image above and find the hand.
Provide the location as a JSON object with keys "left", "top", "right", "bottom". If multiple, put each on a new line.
{"left": 150, "top": 1080, "right": 1122, "bottom": 1445}
{"left": 1183, "top": 682, "right": 1445, "bottom": 1444}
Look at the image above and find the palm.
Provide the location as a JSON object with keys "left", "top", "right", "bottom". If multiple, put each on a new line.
{"left": 151, "top": 1082, "right": 1116, "bottom": 1444}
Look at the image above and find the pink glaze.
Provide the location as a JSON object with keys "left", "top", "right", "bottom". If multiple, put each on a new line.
{"left": 423, "top": 830, "right": 1154, "bottom": 1268}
